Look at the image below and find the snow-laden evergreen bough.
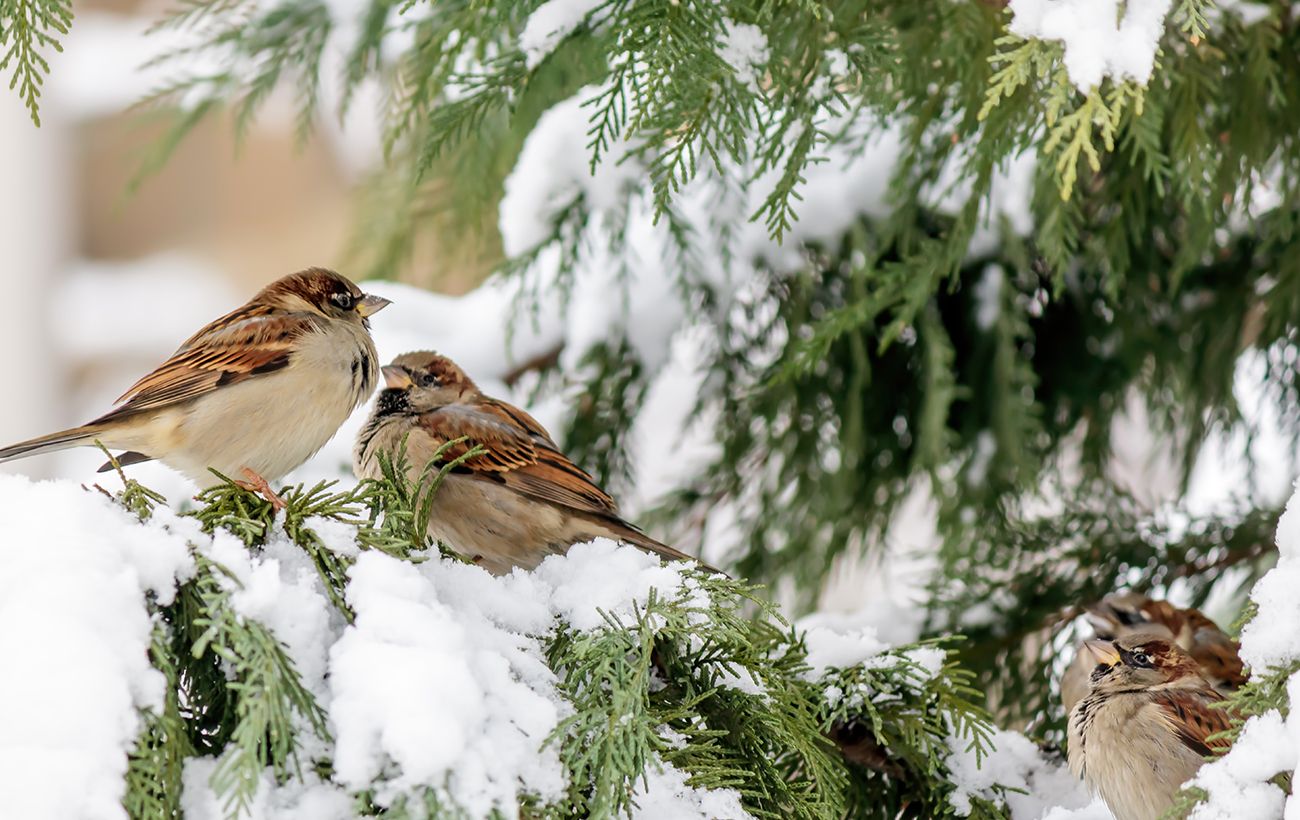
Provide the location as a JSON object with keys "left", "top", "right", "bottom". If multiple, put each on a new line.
{"left": 0, "top": 461, "right": 1043, "bottom": 820}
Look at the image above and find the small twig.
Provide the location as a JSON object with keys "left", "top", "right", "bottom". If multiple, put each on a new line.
{"left": 502, "top": 343, "right": 565, "bottom": 388}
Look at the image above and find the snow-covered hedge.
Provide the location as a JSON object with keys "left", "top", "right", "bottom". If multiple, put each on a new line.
{"left": 0, "top": 467, "right": 1023, "bottom": 819}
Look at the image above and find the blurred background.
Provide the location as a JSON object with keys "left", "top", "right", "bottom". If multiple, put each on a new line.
{"left": 0, "top": 3, "right": 498, "bottom": 488}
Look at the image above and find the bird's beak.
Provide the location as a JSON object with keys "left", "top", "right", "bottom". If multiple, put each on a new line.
{"left": 1084, "top": 639, "right": 1122, "bottom": 667}
{"left": 382, "top": 365, "right": 413, "bottom": 390}
{"left": 356, "top": 294, "right": 392, "bottom": 318}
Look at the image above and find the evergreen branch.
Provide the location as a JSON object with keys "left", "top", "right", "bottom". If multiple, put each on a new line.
{"left": 124, "top": 620, "right": 194, "bottom": 820}
{"left": 0, "top": 0, "right": 72, "bottom": 125}
{"left": 190, "top": 552, "right": 330, "bottom": 815}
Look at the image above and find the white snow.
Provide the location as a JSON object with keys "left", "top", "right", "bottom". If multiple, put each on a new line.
{"left": 532, "top": 538, "right": 705, "bottom": 630}
{"left": 1007, "top": 0, "right": 1175, "bottom": 91}
{"left": 181, "top": 759, "right": 354, "bottom": 820}
{"left": 797, "top": 616, "right": 889, "bottom": 680}
{"left": 0, "top": 476, "right": 194, "bottom": 820}
{"left": 1188, "top": 711, "right": 1291, "bottom": 820}
{"left": 205, "top": 526, "right": 342, "bottom": 704}
{"left": 717, "top": 21, "right": 769, "bottom": 91}
{"left": 4, "top": 464, "right": 1077, "bottom": 818}
{"left": 498, "top": 86, "right": 644, "bottom": 257}
{"left": 1238, "top": 481, "right": 1300, "bottom": 673}
{"left": 328, "top": 550, "right": 567, "bottom": 813}
{"left": 0, "top": 465, "right": 767, "bottom": 818}
{"left": 519, "top": 0, "right": 605, "bottom": 69}
{"left": 631, "top": 760, "right": 755, "bottom": 819}
{"left": 974, "top": 264, "right": 1005, "bottom": 330}
{"left": 946, "top": 728, "right": 1098, "bottom": 819}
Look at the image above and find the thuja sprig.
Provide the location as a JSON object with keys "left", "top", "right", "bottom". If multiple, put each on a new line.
{"left": 188, "top": 552, "right": 330, "bottom": 815}
{"left": 92, "top": 442, "right": 167, "bottom": 521}
{"left": 124, "top": 620, "right": 194, "bottom": 820}
{"left": 353, "top": 434, "right": 483, "bottom": 561}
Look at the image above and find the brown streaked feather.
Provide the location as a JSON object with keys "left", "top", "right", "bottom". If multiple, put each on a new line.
{"left": 415, "top": 404, "right": 540, "bottom": 473}
{"left": 506, "top": 447, "right": 620, "bottom": 516}
{"left": 480, "top": 397, "right": 560, "bottom": 447}
{"left": 98, "top": 304, "right": 317, "bottom": 421}
{"left": 421, "top": 411, "right": 718, "bottom": 567}
{"left": 1153, "top": 689, "right": 1233, "bottom": 758}
{"left": 413, "top": 403, "right": 619, "bottom": 517}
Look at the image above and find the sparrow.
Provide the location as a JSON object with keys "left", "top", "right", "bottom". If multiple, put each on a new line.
{"left": 0, "top": 268, "right": 390, "bottom": 502}
{"left": 1068, "top": 632, "right": 1234, "bottom": 820}
{"left": 1060, "top": 592, "right": 1246, "bottom": 715}
{"left": 353, "top": 351, "right": 717, "bottom": 574}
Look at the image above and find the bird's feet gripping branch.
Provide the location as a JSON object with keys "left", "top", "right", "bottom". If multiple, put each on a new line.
{"left": 235, "top": 466, "right": 287, "bottom": 511}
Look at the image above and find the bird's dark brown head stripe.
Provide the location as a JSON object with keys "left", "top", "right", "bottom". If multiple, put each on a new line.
{"left": 255, "top": 267, "right": 392, "bottom": 327}
{"left": 1120, "top": 636, "right": 1201, "bottom": 678}
{"left": 260, "top": 268, "right": 362, "bottom": 307}
{"left": 388, "top": 351, "right": 476, "bottom": 391}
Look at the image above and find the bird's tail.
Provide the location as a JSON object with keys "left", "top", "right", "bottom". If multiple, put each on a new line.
{"left": 604, "top": 519, "right": 727, "bottom": 576}
{"left": 0, "top": 425, "right": 99, "bottom": 465}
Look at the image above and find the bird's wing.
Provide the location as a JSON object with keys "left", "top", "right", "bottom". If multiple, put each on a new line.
{"left": 102, "top": 304, "right": 316, "bottom": 418}
{"left": 414, "top": 403, "right": 619, "bottom": 517}
{"left": 1153, "top": 690, "right": 1234, "bottom": 758}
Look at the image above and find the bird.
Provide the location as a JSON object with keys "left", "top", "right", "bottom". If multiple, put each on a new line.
{"left": 352, "top": 350, "right": 717, "bottom": 574}
{"left": 0, "top": 267, "right": 390, "bottom": 505}
{"left": 1068, "top": 632, "right": 1234, "bottom": 820}
{"left": 1060, "top": 592, "right": 1246, "bottom": 715}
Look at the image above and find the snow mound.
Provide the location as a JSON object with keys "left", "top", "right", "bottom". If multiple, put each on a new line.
{"left": 946, "top": 728, "right": 1097, "bottom": 819}
{"left": 0, "top": 475, "right": 194, "bottom": 820}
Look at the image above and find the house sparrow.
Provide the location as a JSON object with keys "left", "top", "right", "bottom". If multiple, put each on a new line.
{"left": 1068, "top": 632, "right": 1234, "bottom": 820}
{"left": 1060, "top": 593, "right": 1246, "bottom": 714}
{"left": 0, "top": 268, "right": 389, "bottom": 501}
{"left": 353, "top": 351, "right": 717, "bottom": 574}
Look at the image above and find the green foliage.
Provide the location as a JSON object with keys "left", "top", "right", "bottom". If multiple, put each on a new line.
{"left": 543, "top": 580, "right": 850, "bottom": 819}
{"left": 0, "top": 0, "right": 71, "bottom": 124}
{"left": 560, "top": 338, "right": 649, "bottom": 496}
{"left": 190, "top": 551, "right": 330, "bottom": 814}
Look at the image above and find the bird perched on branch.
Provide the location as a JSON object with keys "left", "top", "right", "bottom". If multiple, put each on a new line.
{"left": 1060, "top": 592, "right": 1245, "bottom": 715}
{"left": 1068, "top": 633, "right": 1233, "bottom": 820}
{"left": 0, "top": 268, "right": 390, "bottom": 506}
{"left": 353, "top": 351, "right": 717, "bottom": 574}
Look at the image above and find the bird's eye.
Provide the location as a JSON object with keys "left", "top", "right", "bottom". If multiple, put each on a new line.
{"left": 331, "top": 291, "right": 356, "bottom": 310}
{"left": 418, "top": 371, "right": 439, "bottom": 387}
{"left": 1131, "top": 652, "right": 1152, "bottom": 667}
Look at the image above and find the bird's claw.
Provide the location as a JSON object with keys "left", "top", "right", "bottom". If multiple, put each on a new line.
{"left": 235, "top": 467, "right": 286, "bottom": 511}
